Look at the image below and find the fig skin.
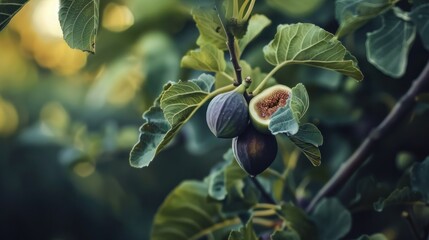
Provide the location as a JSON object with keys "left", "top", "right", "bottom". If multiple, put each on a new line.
{"left": 206, "top": 84, "right": 249, "bottom": 138}
{"left": 232, "top": 125, "right": 278, "bottom": 177}
{"left": 249, "top": 85, "right": 291, "bottom": 134}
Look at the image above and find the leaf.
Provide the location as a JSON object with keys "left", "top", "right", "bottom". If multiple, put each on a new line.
{"left": 181, "top": 44, "right": 226, "bottom": 72}
{"left": 271, "top": 230, "right": 301, "bottom": 240}
{"left": 193, "top": 7, "right": 227, "bottom": 50}
{"left": 311, "top": 198, "right": 352, "bottom": 240}
{"left": 228, "top": 220, "right": 258, "bottom": 240}
{"left": 0, "top": 0, "right": 28, "bottom": 31}
{"left": 289, "top": 136, "right": 321, "bottom": 166}
{"left": 263, "top": 23, "right": 364, "bottom": 81}
{"left": 267, "top": 0, "right": 325, "bottom": 18}
{"left": 355, "top": 233, "right": 388, "bottom": 240}
{"left": 59, "top": 0, "right": 99, "bottom": 53}
{"left": 277, "top": 203, "right": 318, "bottom": 240}
{"left": 269, "top": 103, "right": 300, "bottom": 136}
{"left": 160, "top": 74, "right": 214, "bottom": 126}
{"left": 129, "top": 74, "right": 215, "bottom": 168}
{"left": 366, "top": 8, "right": 416, "bottom": 78}
{"left": 335, "top": 0, "right": 396, "bottom": 38}
{"left": 373, "top": 187, "right": 422, "bottom": 212}
{"left": 238, "top": 14, "right": 271, "bottom": 54}
{"left": 293, "top": 123, "right": 323, "bottom": 147}
{"left": 151, "top": 181, "right": 239, "bottom": 240}
{"left": 290, "top": 83, "right": 309, "bottom": 121}
{"left": 411, "top": 156, "right": 429, "bottom": 202}
{"left": 410, "top": 3, "right": 429, "bottom": 51}
{"left": 208, "top": 167, "right": 227, "bottom": 201}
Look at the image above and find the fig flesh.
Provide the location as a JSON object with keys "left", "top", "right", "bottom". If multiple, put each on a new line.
{"left": 232, "top": 125, "right": 278, "bottom": 176}
{"left": 249, "top": 85, "right": 291, "bottom": 133}
{"left": 206, "top": 84, "right": 249, "bottom": 138}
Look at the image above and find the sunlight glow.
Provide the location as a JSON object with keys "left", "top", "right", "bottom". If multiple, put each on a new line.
{"left": 32, "top": 0, "right": 63, "bottom": 39}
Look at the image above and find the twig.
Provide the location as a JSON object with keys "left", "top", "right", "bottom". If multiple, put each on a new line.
{"left": 250, "top": 176, "right": 277, "bottom": 204}
{"left": 305, "top": 60, "right": 429, "bottom": 213}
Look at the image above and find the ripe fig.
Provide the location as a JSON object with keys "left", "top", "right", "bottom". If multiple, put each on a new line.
{"left": 249, "top": 85, "right": 291, "bottom": 133}
{"left": 206, "top": 83, "right": 249, "bottom": 138}
{"left": 232, "top": 125, "right": 278, "bottom": 176}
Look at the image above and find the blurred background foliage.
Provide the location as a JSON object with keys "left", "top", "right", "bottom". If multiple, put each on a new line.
{"left": 0, "top": 0, "right": 428, "bottom": 239}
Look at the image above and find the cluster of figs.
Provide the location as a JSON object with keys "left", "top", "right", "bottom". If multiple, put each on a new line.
{"left": 206, "top": 78, "right": 291, "bottom": 177}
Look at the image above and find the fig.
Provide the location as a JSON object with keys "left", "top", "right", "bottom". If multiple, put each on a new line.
{"left": 249, "top": 85, "right": 291, "bottom": 133}
{"left": 206, "top": 82, "right": 249, "bottom": 138}
{"left": 232, "top": 125, "right": 278, "bottom": 176}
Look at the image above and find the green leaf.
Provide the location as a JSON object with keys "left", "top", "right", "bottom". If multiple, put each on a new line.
{"left": 290, "top": 83, "right": 309, "bottom": 121}
{"left": 238, "top": 14, "right": 271, "bottom": 54}
{"left": 160, "top": 74, "right": 214, "bottom": 126}
{"left": 267, "top": 0, "right": 325, "bottom": 18}
{"left": 228, "top": 220, "right": 258, "bottom": 240}
{"left": 208, "top": 167, "right": 227, "bottom": 201}
{"left": 410, "top": 3, "right": 429, "bottom": 51}
{"left": 130, "top": 74, "right": 215, "bottom": 168}
{"left": 271, "top": 230, "right": 301, "bottom": 240}
{"left": 373, "top": 187, "right": 422, "bottom": 212}
{"left": 335, "top": 0, "right": 396, "bottom": 38}
{"left": 0, "top": 0, "right": 28, "bottom": 31}
{"left": 289, "top": 136, "right": 321, "bottom": 166}
{"left": 366, "top": 8, "right": 416, "bottom": 78}
{"left": 277, "top": 203, "right": 318, "bottom": 240}
{"left": 411, "top": 156, "right": 429, "bottom": 202}
{"left": 151, "top": 181, "right": 239, "bottom": 240}
{"left": 293, "top": 123, "right": 323, "bottom": 147}
{"left": 264, "top": 23, "right": 364, "bottom": 81}
{"left": 59, "top": 0, "right": 99, "bottom": 53}
{"left": 311, "top": 198, "right": 352, "bottom": 240}
{"left": 181, "top": 44, "right": 226, "bottom": 72}
{"left": 355, "top": 233, "right": 388, "bottom": 240}
{"left": 269, "top": 103, "right": 300, "bottom": 136}
{"left": 193, "top": 7, "right": 227, "bottom": 50}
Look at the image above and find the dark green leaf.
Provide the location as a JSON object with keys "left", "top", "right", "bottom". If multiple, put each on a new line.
{"left": 264, "top": 23, "right": 363, "bottom": 81}
{"left": 238, "top": 14, "right": 271, "bottom": 54}
{"left": 0, "top": 0, "right": 28, "bottom": 31}
{"left": 290, "top": 83, "right": 309, "bottom": 121}
{"left": 59, "top": 0, "right": 99, "bottom": 53}
{"left": 411, "top": 156, "right": 429, "bottom": 202}
{"left": 335, "top": 0, "right": 396, "bottom": 38}
{"left": 311, "top": 198, "right": 352, "bottom": 240}
{"left": 193, "top": 7, "right": 227, "bottom": 50}
{"left": 269, "top": 103, "right": 300, "bottom": 136}
{"left": 181, "top": 44, "right": 226, "bottom": 72}
{"left": 366, "top": 8, "right": 416, "bottom": 78}
{"left": 289, "top": 137, "right": 321, "bottom": 166}
{"left": 151, "top": 181, "right": 240, "bottom": 240}
{"left": 410, "top": 3, "right": 429, "bottom": 51}
{"left": 208, "top": 168, "right": 227, "bottom": 201}
{"left": 228, "top": 220, "right": 258, "bottom": 240}
{"left": 373, "top": 187, "right": 422, "bottom": 212}
{"left": 267, "top": 0, "right": 325, "bottom": 18}
{"left": 277, "top": 203, "right": 318, "bottom": 240}
{"left": 271, "top": 230, "right": 301, "bottom": 240}
{"left": 293, "top": 123, "right": 323, "bottom": 147}
{"left": 355, "top": 233, "right": 388, "bottom": 240}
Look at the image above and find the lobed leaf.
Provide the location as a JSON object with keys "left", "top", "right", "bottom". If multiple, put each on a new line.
{"left": 0, "top": 0, "right": 28, "bottom": 31}
{"left": 264, "top": 23, "right": 364, "bottom": 81}
{"left": 410, "top": 3, "right": 429, "bottom": 51}
{"left": 59, "top": 0, "right": 99, "bottom": 53}
{"left": 181, "top": 44, "right": 226, "bottom": 72}
{"left": 366, "top": 8, "right": 416, "bottom": 78}
{"left": 335, "top": 0, "right": 396, "bottom": 38}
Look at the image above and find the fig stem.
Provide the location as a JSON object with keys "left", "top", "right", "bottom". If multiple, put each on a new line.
{"left": 250, "top": 176, "right": 277, "bottom": 204}
{"left": 253, "top": 64, "right": 283, "bottom": 95}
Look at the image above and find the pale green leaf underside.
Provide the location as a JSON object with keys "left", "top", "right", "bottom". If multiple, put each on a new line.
{"left": 238, "top": 14, "right": 271, "bottom": 54}
{"left": 335, "top": 0, "right": 396, "bottom": 38}
{"left": 290, "top": 83, "right": 309, "bottom": 121}
{"left": 264, "top": 23, "right": 363, "bottom": 81}
{"left": 193, "top": 7, "right": 227, "bottom": 50}
{"left": 0, "top": 0, "right": 28, "bottom": 31}
{"left": 152, "top": 181, "right": 237, "bottom": 240}
{"left": 289, "top": 136, "right": 321, "bottom": 166}
{"left": 181, "top": 44, "right": 226, "bottom": 72}
{"left": 267, "top": 0, "right": 325, "bottom": 18}
{"left": 366, "top": 9, "right": 416, "bottom": 78}
{"left": 410, "top": 3, "right": 429, "bottom": 51}
{"left": 269, "top": 103, "right": 299, "bottom": 136}
{"left": 59, "top": 0, "right": 99, "bottom": 53}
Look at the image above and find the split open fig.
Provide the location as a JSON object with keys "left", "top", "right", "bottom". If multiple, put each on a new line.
{"left": 249, "top": 85, "right": 291, "bottom": 133}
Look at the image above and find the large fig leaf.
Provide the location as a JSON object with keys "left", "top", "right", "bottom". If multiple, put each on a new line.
{"left": 277, "top": 203, "right": 318, "bottom": 240}
{"left": 129, "top": 74, "right": 215, "bottom": 168}
{"left": 151, "top": 181, "right": 240, "bottom": 240}
{"left": 181, "top": 44, "right": 226, "bottom": 72}
{"left": 193, "top": 7, "right": 227, "bottom": 50}
{"left": 311, "top": 198, "right": 352, "bottom": 240}
{"left": 410, "top": 3, "right": 429, "bottom": 51}
{"left": 238, "top": 14, "right": 271, "bottom": 54}
{"left": 366, "top": 8, "right": 416, "bottom": 78}
{"left": 335, "top": 0, "right": 396, "bottom": 38}
{"left": 0, "top": 0, "right": 28, "bottom": 31}
{"left": 59, "top": 0, "right": 99, "bottom": 53}
{"left": 263, "top": 23, "right": 363, "bottom": 81}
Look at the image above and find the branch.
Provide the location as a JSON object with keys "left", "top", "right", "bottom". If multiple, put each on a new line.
{"left": 250, "top": 176, "right": 276, "bottom": 204}
{"left": 305, "top": 60, "right": 429, "bottom": 213}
